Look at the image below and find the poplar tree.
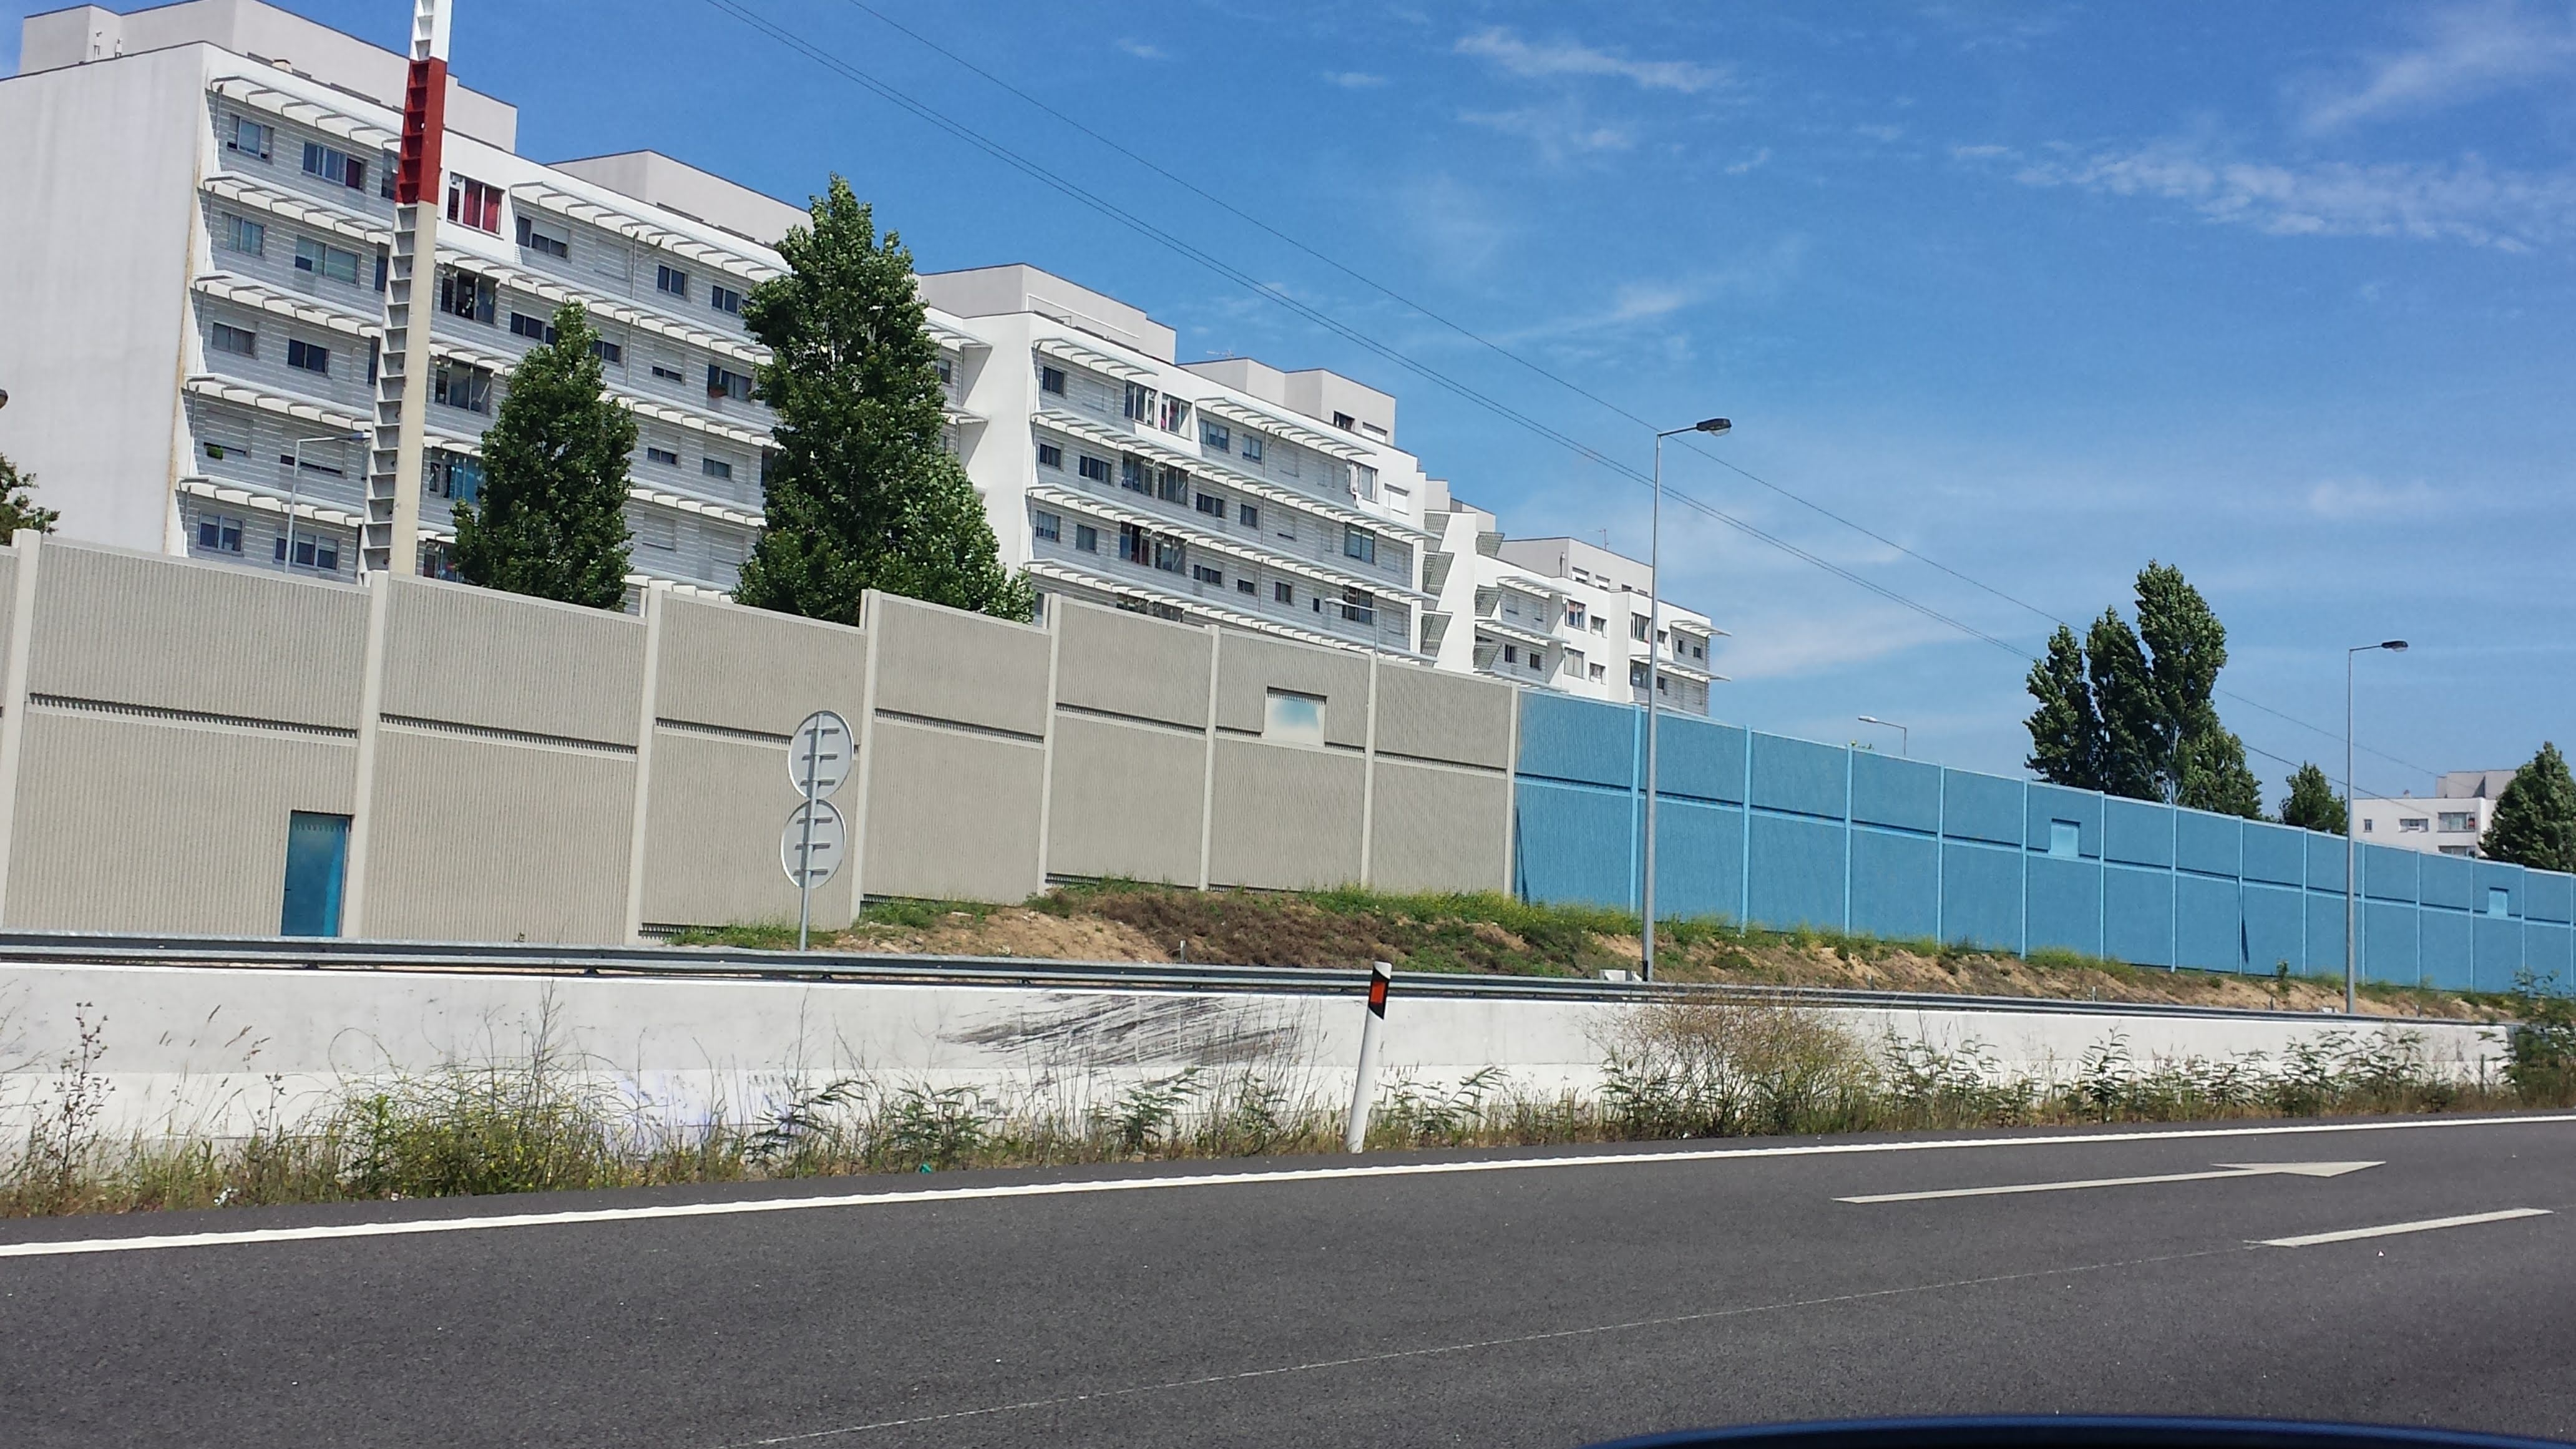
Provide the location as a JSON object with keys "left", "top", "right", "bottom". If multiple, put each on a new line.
{"left": 2278, "top": 763, "right": 2348, "bottom": 835}
{"left": 734, "top": 175, "right": 1032, "bottom": 626}
{"left": 2482, "top": 744, "right": 2576, "bottom": 873}
{"left": 0, "top": 451, "right": 59, "bottom": 537}
{"left": 451, "top": 302, "right": 635, "bottom": 608}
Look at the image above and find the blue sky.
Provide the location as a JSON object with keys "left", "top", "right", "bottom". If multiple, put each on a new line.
{"left": 12, "top": 1, "right": 2572, "bottom": 796}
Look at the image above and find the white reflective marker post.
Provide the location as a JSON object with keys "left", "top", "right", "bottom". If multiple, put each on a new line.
{"left": 783, "top": 710, "right": 852, "bottom": 950}
{"left": 1344, "top": 961, "right": 1392, "bottom": 1154}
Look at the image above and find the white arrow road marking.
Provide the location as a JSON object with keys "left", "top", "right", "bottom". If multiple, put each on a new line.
{"left": 1837, "top": 1161, "right": 2381, "bottom": 1204}
{"left": 2260, "top": 1208, "right": 2553, "bottom": 1248}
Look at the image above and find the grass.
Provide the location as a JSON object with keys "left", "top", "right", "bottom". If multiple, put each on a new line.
{"left": 4, "top": 995, "right": 2565, "bottom": 1219}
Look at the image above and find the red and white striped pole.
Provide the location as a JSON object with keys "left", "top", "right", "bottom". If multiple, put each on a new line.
{"left": 1344, "top": 960, "right": 1392, "bottom": 1153}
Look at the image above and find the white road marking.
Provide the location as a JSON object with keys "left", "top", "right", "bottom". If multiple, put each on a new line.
{"left": 1838, "top": 1160, "right": 2379, "bottom": 1203}
{"left": 0, "top": 1112, "right": 2568, "bottom": 1261}
{"left": 2259, "top": 1207, "right": 2554, "bottom": 1248}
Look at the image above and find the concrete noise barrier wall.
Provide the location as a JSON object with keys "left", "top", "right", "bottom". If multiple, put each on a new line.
{"left": 0, "top": 536, "right": 1515, "bottom": 944}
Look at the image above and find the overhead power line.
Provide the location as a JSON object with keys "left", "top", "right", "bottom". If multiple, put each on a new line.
{"left": 701, "top": 0, "right": 2429, "bottom": 795}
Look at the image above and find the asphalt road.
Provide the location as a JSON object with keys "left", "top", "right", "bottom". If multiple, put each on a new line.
{"left": 4, "top": 1113, "right": 2574, "bottom": 1448}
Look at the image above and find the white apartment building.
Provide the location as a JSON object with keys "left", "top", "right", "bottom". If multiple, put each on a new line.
{"left": 1420, "top": 488, "right": 1724, "bottom": 716}
{"left": 0, "top": 0, "right": 1708, "bottom": 681}
{"left": 2354, "top": 769, "right": 2517, "bottom": 859}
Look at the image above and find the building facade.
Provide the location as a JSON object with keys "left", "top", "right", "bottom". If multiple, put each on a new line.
{"left": 1, "top": 0, "right": 1717, "bottom": 682}
{"left": 1420, "top": 489, "right": 1722, "bottom": 715}
{"left": 2354, "top": 769, "right": 2517, "bottom": 859}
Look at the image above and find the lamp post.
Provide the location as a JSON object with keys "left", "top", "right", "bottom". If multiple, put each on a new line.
{"left": 1856, "top": 715, "right": 1909, "bottom": 758}
{"left": 1641, "top": 415, "right": 1731, "bottom": 983}
{"left": 2345, "top": 639, "right": 2408, "bottom": 1014}
{"left": 284, "top": 431, "right": 367, "bottom": 575}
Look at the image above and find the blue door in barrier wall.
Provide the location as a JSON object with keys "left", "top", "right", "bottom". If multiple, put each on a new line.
{"left": 281, "top": 811, "right": 351, "bottom": 937}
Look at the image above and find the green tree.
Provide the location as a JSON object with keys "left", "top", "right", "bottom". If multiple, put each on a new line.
{"left": 734, "top": 175, "right": 1032, "bottom": 626}
{"left": 2481, "top": 743, "right": 2576, "bottom": 873}
{"left": 2022, "top": 561, "right": 2262, "bottom": 817}
{"left": 0, "top": 449, "right": 59, "bottom": 537}
{"left": 2278, "top": 762, "right": 2348, "bottom": 835}
{"left": 451, "top": 302, "right": 635, "bottom": 608}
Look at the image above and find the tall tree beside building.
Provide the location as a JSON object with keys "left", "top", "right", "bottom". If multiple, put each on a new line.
{"left": 2022, "top": 562, "right": 2263, "bottom": 818}
{"left": 450, "top": 302, "right": 635, "bottom": 608}
{"left": 2481, "top": 744, "right": 2576, "bottom": 874}
{"left": 0, "top": 451, "right": 59, "bottom": 537}
{"left": 733, "top": 175, "right": 1032, "bottom": 627}
{"left": 2278, "top": 762, "right": 2348, "bottom": 835}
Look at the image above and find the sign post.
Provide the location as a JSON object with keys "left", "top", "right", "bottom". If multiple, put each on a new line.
{"left": 1344, "top": 960, "right": 1393, "bottom": 1154}
{"left": 783, "top": 710, "right": 852, "bottom": 950}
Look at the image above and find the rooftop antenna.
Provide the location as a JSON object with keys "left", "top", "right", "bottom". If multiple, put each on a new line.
{"left": 361, "top": 0, "right": 451, "bottom": 578}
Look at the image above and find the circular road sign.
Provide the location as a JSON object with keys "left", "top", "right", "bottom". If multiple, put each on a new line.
{"left": 788, "top": 710, "right": 853, "bottom": 799}
{"left": 779, "top": 799, "right": 847, "bottom": 888}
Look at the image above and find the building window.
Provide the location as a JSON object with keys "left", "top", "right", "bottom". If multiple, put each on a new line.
{"left": 707, "top": 365, "right": 753, "bottom": 402}
{"left": 286, "top": 338, "right": 329, "bottom": 375}
{"left": 1238, "top": 502, "right": 1259, "bottom": 529}
{"left": 1353, "top": 462, "right": 1378, "bottom": 500}
{"left": 1201, "top": 419, "right": 1231, "bottom": 452}
{"left": 220, "top": 212, "right": 265, "bottom": 255}
{"left": 710, "top": 283, "right": 744, "bottom": 316}
{"left": 446, "top": 175, "right": 504, "bottom": 233}
{"left": 1037, "top": 442, "right": 1064, "bottom": 469}
{"left": 1502, "top": 644, "right": 1519, "bottom": 665}
{"left": 515, "top": 214, "right": 570, "bottom": 258}
{"left": 1566, "top": 603, "right": 1586, "bottom": 628}
{"left": 2437, "top": 812, "right": 2476, "bottom": 832}
{"left": 1264, "top": 690, "right": 1325, "bottom": 747}
{"left": 1159, "top": 395, "right": 1191, "bottom": 434}
{"left": 432, "top": 359, "right": 493, "bottom": 413}
{"left": 427, "top": 450, "right": 483, "bottom": 500}
{"left": 1118, "top": 457, "right": 1147, "bottom": 493}
{"left": 226, "top": 115, "right": 273, "bottom": 160}
{"left": 280, "top": 811, "right": 351, "bottom": 938}
{"left": 702, "top": 456, "right": 734, "bottom": 481}
{"left": 274, "top": 534, "right": 341, "bottom": 572}
{"left": 656, "top": 263, "right": 690, "bottom": 300}
{"left": 301, "top": 141, "right": 365, "bottom": 190}
{"left": 1332, "top": 411, "right": 1356, "bottom": 430}
{"left": 1194, "top": 492, "right": 1226, "bottom": 518}
{"left": 1074, "top": 524, "right": 1098, "bottom": 552}
{"left": 439, "top": 269, "right": 497, "bottom": 323}
{"left": 295, "top": 236, "right": 361, "bottom": 285}
{"left": 1241, "top": 433, "right": 1264, "bottom": 462}
{"left": 210, "top": 323, "right": 258, "bottom": 358}
{"left": 2363, "top": 819, "right": 2374, "bottom": 834}
{"left": 2399, "top": 817, "right": 2429, "bottom": 832}
{"left": 1589, "top": 663, "right": 1606, "bottom": 681}
{"left": 1156, "top": 466, "right": 1188, "bottom": 504}
{"left": 1032, "top": 510, "right": 1061, "bottom": 542}
{"left": 646, "top": 446, "right": 680, "bottom": 467}
{"left": 197, "top": 514, "right": 245, "bottom": 554}
{"left": 1343, "top": 526, "right": 1376, "bottom": 564}
{"left": 1124, "top": 381, "right": 1156, "bottom": 422}
{"left": 1192, "top": 564, "right": 1224, "bottom": 585}
{"left": 635, "top": 514, "right": 678, "bottom": 552}
{"left": 509, "top": 311, "right": 556, "bottom": 343}
{"left": 1078, "top": 454, "right": 1112, "bottom": 483}
{"left": 1274, "top": 581, "right": 1293, "bottom": 605}
{"left": 1631, "top": 615, "right": 1651, "bottom": 642}
{"left": 1039, "top": 365, "right": 1067, "bottom": 396}
{"left": 650, "top": 360, "right": 686, "bottom": 383}
{"left": 935, "top": 356, "right": 953, "bottom": 386}
{"left": 1236, "top": 577, "right": 1256, "bottom": 595}
{"left": 1631, "top": 661, "right": 1647, "bottom": 687}
{"left": 1119, "top": 524, "right": 1184, "bottom": 572}
{"left": 1341, "top": 587, "right": 1375, "bottom": 625}
{"left": 592, "top": 338, "right": 624, "bottom": 367}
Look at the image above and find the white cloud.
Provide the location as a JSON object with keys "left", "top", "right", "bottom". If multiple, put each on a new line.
{"left": 1458, "top": 102, "right": 1633, "bottom": 161}
{"left": 1395, "top": 173, "right": 1516, "bottom": 274}
{"left": 1115, "top": 38, "right": 1169, "bottom": 61}
{"left": 1324, "top": 71, "right": 1388, "bottom": 89}
{"left": 1991, "top": 140, "right": 2576, "bottom": 250}
{"left": 2306, "top": 477, "right": 2446, "bottom": 519}
{"left": 1854, "top": 122, "right": 1906, "bottom": 143}
{"left": 1455, "top": 27, "right": 1721, "bottom": 94}
{"left": 2295, "top": 1, "right": 2576, "bottom": 134}
{"left": 1725, "top": 147, "right": 1773, "bottom": 175}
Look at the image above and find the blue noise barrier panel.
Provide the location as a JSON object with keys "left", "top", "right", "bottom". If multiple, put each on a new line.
{"left": 2419, "top": 852, "right": 2476, "bottom": 912}
{"left": 2024, "top": 856, "right": 2102, "bottom": 956}
{"left": 1750, "top": 733, "right": 1848, "bottom": 821}
{"left": 2026, "top": 784, "right": 2100, "bottom": 856}
{"left": 2305, "top": 832, "right": 2347, "bottom": 894}
{"left": 1516, "top": 693, "right": 1634, "bottom": 791}
{"left": 2419, "top": 907, "right": 2474, "bottom": 992}
{"left": 1653, "top": 798, "right": 1742, "bottom": 922}
{"left": 2175, "top": 811, "right": 2242, "bottom": 880}
{"left": 2175, "top": 874, "right": 2242, "bottom": 972}
{"left": 2104, "top": 865, "right": 2175, "bottom": 968}
{"left": 2363, "top": 899, "right": 2420, "bottom": 985}
{"left": 1941, "top": 841, "right": 2021, "bottom": 950}
{"left": 2526, "top": 922, "right": 2575, "bottom": 988}
{"left": 2362, "top": 843, "right": 2420, "bottom": 904}
{"left": 2242, "top": 884, "right": 2304, "bottom": 976}
{"left": 1748, "top": 813, "right": 1846, "bottom": 930}
{"left": 2242, "top": 822, "right": 2307, "bottom": 888}
{"left": 1513, "top": 779, "right": 1632, "bottom": 910}
{"left": 2103, "top": 797, "right": 2173, "bottom": 868}
{"left": 1849, "top": 827, "right": 1939, "bottom": 940}
{"left": 1654, "top": 715, "right": 1745, "bottom": 804}
{"left": 2474, "top": 916, "right": 2525, "bottom": 994}
{"left": 2304, "top": 890, "right": 2348, "bottom": 974}
{"left": 1851, "top": 753, "right": 1940, "bottom": 834}
{"left": 1943, "top": 771, "right": 2022, "bottom": 848}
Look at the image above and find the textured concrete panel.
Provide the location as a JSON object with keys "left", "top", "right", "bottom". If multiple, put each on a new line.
{"left": 29, "top": 541, "right": 366, "bottom": 728}
{"left": 363, "top": 728, "right": 636, "bottom": 944}
{"left": 1208, "top": 738, "right": 1364, "bottom": 889}
{"left": 642, "top": 728, "right": 856, "bottom": 930}
{"left": 1046, "top": 714, "right": 1205, "bottom": 885}
{"left": 4, "top": 708, "right": 358, "bottom": 932}
{"left": 863, "top": 719, "right": 1046, "bottom": 902}
{"left": 1373, "top": 661, "right": 1510, "bottom": 769}
{"left": 1053, "top": 600, "right": 1211, "bottom": 730}
{"left": 1213, "top": 633, "right": 1368, "bottom": 747}
{"left": 381, "top": 577, "right": 645, "bottom": 746}
{"left": 869, "top": 593, "right": 1051, "bottom": 739}
{"left": 1368, "top": 759, "right": 1508, "bottom": 894}
{"left": 654, "top": 595, "right": 868, "bottom": 738}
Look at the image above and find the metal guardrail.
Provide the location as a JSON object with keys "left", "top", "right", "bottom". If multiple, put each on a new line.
{"left": 0, "top": 929, "right": 2419, "bottom": 1025}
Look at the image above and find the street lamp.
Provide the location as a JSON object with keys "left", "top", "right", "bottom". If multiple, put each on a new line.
{"left": 283, "top": 431, "right": 368, "bottom": 575}
{"left": 2345, "top": 639, "right": 2408, "bottom": 1015}
{"left": 1642, "top": 415, "right": 1730, "bottom": 983}
{"left": 1856, "top": 715, "right": 1909, "bottom": 758}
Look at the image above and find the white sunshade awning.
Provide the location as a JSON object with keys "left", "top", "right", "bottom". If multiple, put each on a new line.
{"left": 1034, "top": 334, "right": 1154, "bottom": 382}
{"left": 1193, "top": 395, "right": 1371, "bottom": 462}
{"left": 1025, "top": 483, "right": 1430, "bottom": 603}
{"left": 209, "top": 76, "right": 399, "bottom": 151}
{"left": 202, "top": 174, "right": 389, "bottom": 248}
{"left": 510, "top": 182, "right": 784, "bottom": 287}
{"left": 1033, "top": 408, "right": 1437, "bottom": 545}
